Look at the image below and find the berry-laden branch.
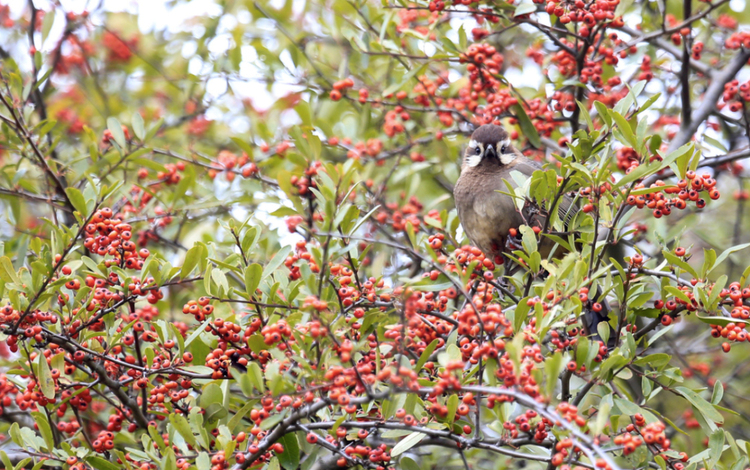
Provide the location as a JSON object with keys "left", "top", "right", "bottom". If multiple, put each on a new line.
{"left": 0, "top": 79, "right": 76, "bottom": 221}
{"left": 1, "top": 1, "right": 750, "bottom": 470}
{"left": 45, "top": 332, "right": 150, "bottom": 429}
{"left": 668, "top": 48, "right": 750, "bottom": 152}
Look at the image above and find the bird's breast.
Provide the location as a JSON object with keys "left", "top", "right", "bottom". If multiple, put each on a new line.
{"left": 454, "top": 169, "right": 523, "bottom": 255}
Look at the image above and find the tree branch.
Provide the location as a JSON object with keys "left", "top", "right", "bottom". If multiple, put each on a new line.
{"left": 668, "top": 49, "right": 750, "bottom": 153}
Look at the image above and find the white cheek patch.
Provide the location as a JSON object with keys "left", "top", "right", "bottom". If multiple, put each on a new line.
{"left": 465, "top": 140, "right": 483, "bottom": 167}
{"left": 466, "top": 154, "right": 482, "bottom": 167}
{"left": 498, "top": 138, "right": 515, "bottom": 165}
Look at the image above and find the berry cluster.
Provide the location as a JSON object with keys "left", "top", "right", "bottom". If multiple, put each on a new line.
{"left": 725, "top": 31, "right": 750, "bottom": 49}
{"left": 102, "top": 31, "right": 137, "bottom": 63}
{"left": 329, "top": 77, "right": 355, "bottom": 101}
{"left": 156, "top": 162, "right": 185, "bottom": 185}
{"left": 181, "top": 297, "right": 215, "bottom": 322}
{"left": 374, "top": 197, "right": 428, "bottom": 232}
{"left": 187, "top": 116, "right": 211, "bottom": 136}
{"left": 614, "top": 147, "right": 640, "bottom": 172}
{"left": 102, "top": 125, "right": 131, "bottom": 146}
{"left": 55, "top": 109, "right": 85, "bottom": 134}
{"left": 83, "top": 208, "right": 151, "bottom": 269}
{"left": 207, "top": 150, "right": 250, "bottom": 182}
{"left": 396, "top": 6, "right": 438, "bottom": 38}
{"left": 720, "top": 79, "right": 750, "bottom": 113}
{"left": 383, "top": 108, "right": 408, "bottom": 137}
{"left": 626, "top": 173, "right": 719, "bottom": 218}
{"left": 342, "top": 138, "right": 383, "bottom": 161}
{"left": 285, "top": 240, "right": 321, "bottom": 279}
{"left": 289, "top": 161, "right": 323, "bottom": 197}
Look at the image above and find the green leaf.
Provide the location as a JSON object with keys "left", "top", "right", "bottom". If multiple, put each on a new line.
{"left": 519, "top": 225, "right": 537, "bottom": 258}
{"left": 513, "top": 298, "right": 531, "bottom": 335}
{"left": 184, "top": 319, "right": 210, "bottom": 348}
{"left": 608, "top": 110, "right": 636, "bottom": 148}
{"left": 228, "top": 400, "right": 256, "bottom": 431}
{"left": 400, "top": 456, "right": 421, "bottom": 470}
{"left": 262, "top": 246, "right": 292, "bottom": 281}
{"left": 708, "top": 429, "right": 725, "bottom": 469}
{"left": 633, "top": 353, "right": 671, "bottom": 368}
{"left": 445, "top": 393, "right": 459, "bottom": 423}
{"left": 710, "top": 243, "right": 750, "bottom": 276}
{"left": 514, "top": 2, "right": 537, "bottom": 16}
{"left": 415, "top": 339, "right": 439, "bottom": 372}
{"left": 205, "top": 402, "right": 228, "bottom": 422}
{"left": 245, "top": 263, "right": 263, "bottom": 297}
{"left": 248, "top": 362, "right": 266, "bottom": 393}
{"left": 200, "top": 383, "right": 223, "bottom": 408}
{"left": 107, "top": 116, "right": 127, "bottom": 149}
{"left": 260, "top": 411, "right": 285, "bottom": 430}
{"left": 65, "top": 187, "right": 89, "bottom": 216}
{"left": 695, "top": 312, "right": 750, "bottom": 327}
{"left": 662, "top": 251, "right": 699, "bottom": 278}
{"left": 676, "top": 386, "right": 724, "bottom": 426}
{"left": 30, "top": 411, "right": 53, "bottom": 451}
{"left": 708, "top": 275, "right": 727, "bottom": 308}
{"left": 594, "top": 101, "right": 612, "bottom": 127}
{"left": 576, "top": 100, "right": 594, "bottom": 130}
{"left": 180, "top": 244, "right": 204, "bottom": 279}
{"left": 703, "top": 248, "right": 717, "bottom": 277}
{"left": 349, "top": 205, "right": 381, "bottom": 235}
{"left": 277, "top": 433, "right": 300, "bottom": 470}
{"left": 649, "top": 135, "right": 663, "bottom": 154}
{"left": 0, "top": 256, "right": 20, "bottom": 284}
{"left": 161, "top": 448, "right": 176, "bottom": 470}
{"left": 86, "top": 456, "right": 121, "bottom": 470}
{"left": 712, "top": 381, "right": 724, "bottom": 405}
{"left": 211, "top": 268, "right": 229, "bottom": 295}
{"left": 544, "top": 352, "right": 564, "bottom": 399}
{"left": 132, "top": 113, "right": 145, "bottom": 141}
{"left": 8, "top": 422, "right": 22, "bottom": 447}
{"left": 615, "top": 398, "right": 643, "bottom": 415}
{"left": 295, "top": 101, "right": 312, "bottom": 126}
{"left": 391, "top": 432, "right": 426, "bottom": 456}
{"left": 575, "top": 337, "right": 589, "bottom": 367}
{"left": 196, "top": 452, "right": 211, "bottom": 470}
{"left": 513, "top": 104, "right": 541, "bottom": 148}
{"left": 37, "top": 355, "right": 55, "bottom": 399}
{"left": 0, "top": 452, "right": 12, "bottom": 470}
{"left": 247, "top": 334, "right": 267, "bottom": 354}
{"left": 170, "top": 413, "right": 197, "bottom": 447}
{"left": 597, "top": 321, "right": 610, "bottom": 346}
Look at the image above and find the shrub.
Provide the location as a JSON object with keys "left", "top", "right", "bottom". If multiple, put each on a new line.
{"left": 0, "top": 1, "right": 749, "bottom": 470}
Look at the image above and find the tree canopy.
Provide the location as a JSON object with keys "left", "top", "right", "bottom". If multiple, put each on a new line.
{"left": 0, "top": 1, "right": 750, "bottom": 470}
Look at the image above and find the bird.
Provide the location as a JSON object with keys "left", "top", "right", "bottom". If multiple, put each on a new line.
{"left": 453, "top": 123, "right": 611, "bottom": 339}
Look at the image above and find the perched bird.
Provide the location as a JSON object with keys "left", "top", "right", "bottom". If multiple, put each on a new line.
{"left": 453, "top": 123, "right": 610, "bottom": 338}
{"left": 453, "top": 124, "right": 578, "bottom": 258}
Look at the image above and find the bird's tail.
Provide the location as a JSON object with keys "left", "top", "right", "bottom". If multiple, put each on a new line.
{"left": 582, "top": 285, "right": 616, "bottom": 349}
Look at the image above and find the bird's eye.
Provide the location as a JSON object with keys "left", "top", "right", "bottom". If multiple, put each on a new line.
{"left": 501, "top": 145, "right": 506, "bottom": 153}
{"left": 474, "top": 147, "right": 481, "bottom": 155}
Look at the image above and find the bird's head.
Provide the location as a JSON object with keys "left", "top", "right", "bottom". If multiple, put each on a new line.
{"left": 463, "top": 124, "right": 518, "bottom": 168}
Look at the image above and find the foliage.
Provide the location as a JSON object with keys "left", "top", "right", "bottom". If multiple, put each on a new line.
{"left": 0, "top": 1, "right": 749, "bottom": 470}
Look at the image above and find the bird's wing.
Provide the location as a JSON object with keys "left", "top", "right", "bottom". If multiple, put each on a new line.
{"left": 556, "top": 194, "right": 580, "bottom": 230}
{"left": 512, "top": 159, "right": 579, "bottom": 230}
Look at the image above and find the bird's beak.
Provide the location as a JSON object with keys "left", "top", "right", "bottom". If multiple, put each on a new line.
{"left": 485, "top": 144, "right": 496, "bottom": 159}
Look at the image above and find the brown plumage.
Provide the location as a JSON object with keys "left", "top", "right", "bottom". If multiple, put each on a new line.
{"left": 454, "top": 124, "right": 578, "bottom": 259}
{"left": 454, "top": 124, "right": 611, "bottom": 340}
